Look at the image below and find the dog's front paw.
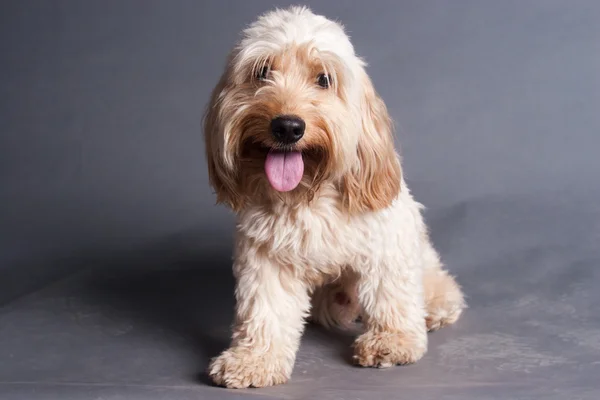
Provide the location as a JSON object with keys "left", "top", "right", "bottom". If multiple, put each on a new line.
{"left": 353, "top": 330, "right": 427, "bottom": 368}
{"left": 208, "top": 346, "right": 291, "bottom": 389}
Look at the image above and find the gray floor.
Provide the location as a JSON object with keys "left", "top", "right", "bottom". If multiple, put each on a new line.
{"left": 1, "top": 1, "right": 599, "bottom": 399}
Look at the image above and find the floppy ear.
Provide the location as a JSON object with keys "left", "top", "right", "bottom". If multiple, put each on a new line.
{"left": 203, "top": 72, "right": 245, "bottom": 212}
{"left": 342, "top": 70, "right": 402, "bottom": 214}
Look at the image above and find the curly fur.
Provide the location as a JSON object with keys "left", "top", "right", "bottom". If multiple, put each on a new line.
{"left": 203, "top": 6, "right": 466, "bottom": 389}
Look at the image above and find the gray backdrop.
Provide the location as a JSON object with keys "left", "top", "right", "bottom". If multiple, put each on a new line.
{"left": 1, "top": 1, "right": 599, "bottom": 399}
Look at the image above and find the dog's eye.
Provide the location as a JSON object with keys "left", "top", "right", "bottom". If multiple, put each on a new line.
{"left": 256, "top": 66, "right": 270, "bottom": 81}
{"left": 317, "top": 73, "right": 331, "bottom": 89}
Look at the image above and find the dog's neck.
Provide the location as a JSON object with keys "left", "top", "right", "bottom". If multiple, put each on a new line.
{"left": 241, "top": 180, "right": 345, "bottom": 217}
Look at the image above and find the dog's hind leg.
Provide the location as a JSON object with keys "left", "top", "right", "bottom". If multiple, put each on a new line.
{"left": 420, "top": 238, "right": 466, "bottom": 331}
{"left": 309, "top": 240, "right": 466, "bottom": 334}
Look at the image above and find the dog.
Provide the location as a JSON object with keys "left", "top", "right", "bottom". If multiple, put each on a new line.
{"left": 203, "top": 6, "right": 466, "bottom": 389}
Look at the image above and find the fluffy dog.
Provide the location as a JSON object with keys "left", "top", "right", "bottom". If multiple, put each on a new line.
{"left": 203, "top": 6, "right": 466, "bottom": 389}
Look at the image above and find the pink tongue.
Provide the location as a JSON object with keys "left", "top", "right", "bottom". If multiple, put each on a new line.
{"left": 264, "top": 149, "right": 304, "bottom": 192}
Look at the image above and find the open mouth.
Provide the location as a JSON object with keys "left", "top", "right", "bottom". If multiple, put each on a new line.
{"left": 241, "top": 139, "right": 324, "bottom": 193}
{"left": 264, "top": 148, "right": 304, "bottom": 192}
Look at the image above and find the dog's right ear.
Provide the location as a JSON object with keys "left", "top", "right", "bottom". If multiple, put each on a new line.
{"left": 203, "top": 70, "right": 245, "bottom": 212}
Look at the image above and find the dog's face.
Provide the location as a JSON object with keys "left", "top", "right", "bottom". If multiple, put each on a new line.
{"left": 204, "top": 7, "right": 401, "bottom": 213}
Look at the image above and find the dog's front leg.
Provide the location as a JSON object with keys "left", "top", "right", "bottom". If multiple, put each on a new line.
{"left": 208, "top": 253, "right": 310, "bottom": 388}
{"left": 352, "top": 259, "right": 428, "bottom": 368}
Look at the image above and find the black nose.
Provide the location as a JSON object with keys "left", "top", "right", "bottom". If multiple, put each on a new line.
{"left": 270, "top": 115, "right": 305, "bottom": 144}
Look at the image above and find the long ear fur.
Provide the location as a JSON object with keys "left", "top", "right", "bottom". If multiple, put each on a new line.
{"left": 342, "top": 70, "right": 402, "bottom": 213}
{"left": 203, "top": 70, "right": 244, "bottom": 211}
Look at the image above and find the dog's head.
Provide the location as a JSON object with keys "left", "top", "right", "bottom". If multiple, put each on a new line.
{"left": 204, "top": 6, "right": 401, "bottom": 213}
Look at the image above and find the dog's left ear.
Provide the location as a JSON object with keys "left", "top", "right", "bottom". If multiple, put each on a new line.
{"left": 342, "top": 70, "right": 402, "bottom": 214}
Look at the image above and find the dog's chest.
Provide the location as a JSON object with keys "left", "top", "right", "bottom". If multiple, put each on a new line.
{"left": 238, "top": 200, "right": 356, "bottom": 266}
{"left": 236, "top": 186, "right": 425, "bottom": 271}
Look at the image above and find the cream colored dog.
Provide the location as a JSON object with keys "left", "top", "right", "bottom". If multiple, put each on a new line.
{"left": 203, "top": 6, "right": 466, "bottom": 389}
